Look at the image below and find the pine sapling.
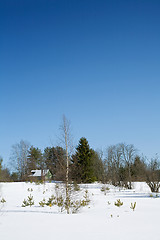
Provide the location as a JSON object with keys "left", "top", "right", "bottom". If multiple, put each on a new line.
{"left": 27, "top": 188, "right": 33, "bottom": 192}
{"left": 39, "top": 198, "right": 46, "bottom": 207}
{"left": 1, "top": 198, "right": 6, "bottom": 203}
{"left": 83, "top": 190, "right": 90, "bottom": 204}
{"left": 114, "top": 199, "right": 123, "bottom": 207}
{"left": 22, "top": 194, "right": 34, "bottom": 207}
{"left": 130, "top": 202, "right": 136, "bottom": 211}
{"left": 101, "top": 185, "right": 110, "bottom": 195}
{"left": 22, "top": 199, "right": 29, "bottom": 207}
{"left": 27, "top": 194, "right": 34, "bottom": 207}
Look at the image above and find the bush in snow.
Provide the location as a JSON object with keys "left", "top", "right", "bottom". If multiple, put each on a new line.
{"left": 22, "top": 194, "right": 34, "bottom": 207}
{"left": 27, "top": 188, "right": 33, "bottom": 192}
{"left": 114, "top": 199, "right": 123, "bottom": 207}
{"left": 39, "top": 186, "right": 90, "bottom": 213}
{"left": 1, "top": 198, "right": 6, "bottom": 203}
{"left": 39, "top": 198, "right": 46, "bottom": 207}
{"left": 101, "top": 185, "right": 110, "bottom": 195}
{"left": 73, "top": 182, "right": 80, "bottom": 192}
{"left": 130, "top": 202, "right": 136, "bottom": 211}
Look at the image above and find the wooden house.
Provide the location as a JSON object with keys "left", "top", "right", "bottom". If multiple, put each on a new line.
{"left": 29, "top": 169, "right": 52, "bottom": 182}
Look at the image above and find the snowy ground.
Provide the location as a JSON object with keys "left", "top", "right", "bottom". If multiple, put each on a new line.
{"left": 0, "top": 182, "right": 159, "bottom": 240}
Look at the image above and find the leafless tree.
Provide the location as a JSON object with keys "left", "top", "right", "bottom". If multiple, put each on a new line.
{"left": 59, "top": 115, "right": 73, "bottom": 214}
{"left": 105, "top": 144, "right": 122, "bottom": 186}
{"left": 10, "top": 140, "right": 30, "bottom": 181}
{"left": 105, "top": 143, "right": 137, "bottom": 188}
{"left": 120, "top": 143, "right": 136, "bottom": 189}
{"left": 146, "top": 156, "right": 160, "bottom": 193}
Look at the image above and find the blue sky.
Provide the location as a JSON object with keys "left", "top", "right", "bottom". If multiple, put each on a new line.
{"left": 0, "top": 0, "right": 160, "bottom": 166}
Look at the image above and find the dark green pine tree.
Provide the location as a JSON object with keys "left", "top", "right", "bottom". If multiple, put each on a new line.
{"left": 43, "top": 146, "right": 66, "bottom": 181}
{"left": 27, "top": 146, "right": 43, "bottom": 173}
{"left": 75, "top": 137, "right": 96, "bottom": 183}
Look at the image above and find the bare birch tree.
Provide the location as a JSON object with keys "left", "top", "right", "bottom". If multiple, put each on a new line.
{"left": 146, "top": 156, "right": 160, "bottom": 192}
{"left": 59, "top": 115, "right": 73, "bottom": 214}
{"left": 105, "top": 144, "right": 122, "bottom": 186}
{"left": 10, "top": 140, "right": 30, "bottom": 181}
{"left": 120, "top": 143, "right": 136, "bottom": 189}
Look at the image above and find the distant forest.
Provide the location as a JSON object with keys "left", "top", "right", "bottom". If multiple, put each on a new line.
{"left": 0, "top": 137, "right": 160, "bottom": 193}
{"left": 1, "top": 116, "right": 160, "bottom": 193}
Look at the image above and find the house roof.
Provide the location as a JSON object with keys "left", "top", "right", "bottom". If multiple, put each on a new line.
{"left": 30, "top": 169, "right": 50, "bottom": 177}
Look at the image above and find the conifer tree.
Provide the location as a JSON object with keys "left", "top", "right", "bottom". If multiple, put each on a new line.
{"left": 43, "top": 146, "right": 66, "bottom": 181}
{"left": 74, "top": 137, "right": 96, "bottom": 183}
{"left": 27, "top": 146, "right": 43, "bottom": 173}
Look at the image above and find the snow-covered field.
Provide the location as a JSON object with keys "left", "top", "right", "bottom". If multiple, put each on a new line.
{"left": 0, "top": 182, "right": 159, "bottom": 240}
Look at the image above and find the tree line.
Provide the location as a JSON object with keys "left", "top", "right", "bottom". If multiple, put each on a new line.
{"left": 7, "top": 137, "right": 104, "bottom": 183}
{"left": 0, "top": 138, "right": 160, "bottom": 192}
{"left": 1, "top": 114, "right": 160, "bottom": 193}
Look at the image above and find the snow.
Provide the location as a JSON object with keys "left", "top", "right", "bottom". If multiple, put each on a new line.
{"left": 0, "top": 182, "right": 160, "bottom": 240}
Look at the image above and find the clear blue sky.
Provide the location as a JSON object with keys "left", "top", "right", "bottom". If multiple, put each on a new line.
{"left": 1, "top": 0, "right": 160, "bottom": 166}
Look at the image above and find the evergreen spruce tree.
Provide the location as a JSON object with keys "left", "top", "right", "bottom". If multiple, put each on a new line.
{"left": 75, "top": 137, "right": 96, "bottom": 183}
{"left": 27, "top": 146, "right": 43, "bottom": 173}
{"left": 43, "top": 146, "right": 66, "bottom": 181}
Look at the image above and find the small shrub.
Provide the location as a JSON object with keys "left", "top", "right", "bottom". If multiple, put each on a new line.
{"left": 55, "top": 183, "right": 59, "bottom": 190}
{"left": 27, "top": 194, "right": 34, "bottom": 207}
{"left": 73, "top": 182, "right": 80, "bottom": 191}
{"left": 130, "top": 202, "right": 136, "bottom": 211}
{"left": 27, "top": 188, "right": 33, "bottom": 192}
{"left": 57, "top": 196, "right": 64, "bottom": 208}
{"left": 22, "top": 194, "right": 34, "bottom": 207}
{"left": 114, "top": 199, "right": 123, "bottom": 207}
{"left": 70, "top": 193, "right": 91, "bottom": 214}
{"left": 101, "top": 185, "right": 110, "bottom": 195}
{"left": 35, "top": 181, "right": 43, "bottom": 185}
{"left": 39, "top": 194, "right": 64, "bottom": 211}
{"left": 83, "top": 190, "right": 90, "bottom": 204}
{"left": 39, "top": 184, "right": 91, "bottom": 214}
{"left": 45, "top": 195, "right": 56, "bottom": 206}
{"left": 39, "top": 198, "right": 46, "bottom": 207}
{"left": 22, "top": 199, "right": 29, "bottom": 207}
{"left": 71, "top": 200, "right": 81, "bottom": 213}
{"left": 1, "top": 198, "right": 6, "bottom": 203}
{"left": 149, "top": 193, "right": 159, "bottom": 198}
